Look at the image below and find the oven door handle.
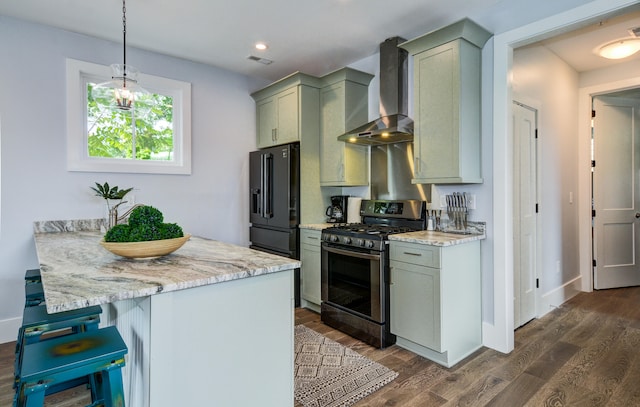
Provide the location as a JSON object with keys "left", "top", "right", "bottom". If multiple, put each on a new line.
{"left": 322, "top": 244, "right": 381, "bottom": 261}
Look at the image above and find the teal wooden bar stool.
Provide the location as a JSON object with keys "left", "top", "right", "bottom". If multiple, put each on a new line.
{"left": 20, "top": 304, "right": 102, "bottom": 345}
{"left": 24, "top": 269, "right": 41, "bottom": 285}
{"left": 14, "top": 326, "right": 128, "bottom": 407}
{"left": 14, "top": 304, "right": 102, "bottom": 389}
{"left": 24, "top": 283, "right": 45, "bottom": 307}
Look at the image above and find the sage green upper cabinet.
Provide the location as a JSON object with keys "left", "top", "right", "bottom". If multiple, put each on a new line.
{"left": 401, "top": 19, "right": 491, "bottom": 184}
{"left": 251, "top": 73, "right": 322, "bottom": 149}
{"left": 319, "top": 68, "right": 373, "bottom": 186}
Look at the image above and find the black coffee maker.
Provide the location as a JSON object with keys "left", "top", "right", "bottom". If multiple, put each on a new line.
{"left": 326, "top": 195, "right": 349, "bottom": 223}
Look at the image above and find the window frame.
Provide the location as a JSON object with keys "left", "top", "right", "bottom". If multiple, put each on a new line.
{"left": 66, "top": 58, "right": 192, "bottom": 174}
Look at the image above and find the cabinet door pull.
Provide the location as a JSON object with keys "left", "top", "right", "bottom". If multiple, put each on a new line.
{"left": 403, "top": 251, "right": 422, "bottom": 257}
{"left": 306, "top": 236, "right": 319, "bottom": 240}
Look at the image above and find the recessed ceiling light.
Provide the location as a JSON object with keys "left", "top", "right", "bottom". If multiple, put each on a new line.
{"left": 255, "top": 43, "right": 268, "bottom": 51}
{"left": 597, "top": 38, "right": 640, "bottom": 59}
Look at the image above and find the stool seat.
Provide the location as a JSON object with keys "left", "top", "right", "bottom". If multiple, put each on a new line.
{"left": 15, "top": 326, "right": 127, "bottom": 407}
{"left": 24, "top": 269, "right": 41, "bottom": 285}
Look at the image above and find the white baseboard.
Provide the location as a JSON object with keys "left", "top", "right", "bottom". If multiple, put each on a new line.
{"left": 537, "top": 275, "right": 582, "bottom": 319}
{"left": 482, "top": 275, "right": 583, "bottom": 355}
{"left": 0, "top": 316, "right": 22, "bottom": 344}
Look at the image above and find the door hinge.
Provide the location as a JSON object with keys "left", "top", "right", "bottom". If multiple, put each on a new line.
{"left": 536, "top": 278, "right": 539, "bottom": 288}
{"left": 592, "top": 209, "right": 596, "bottom": 217}
{"left": 535, "top": 203, "right": 539, "bottom": 213}
{"left": 591, "top": 160, "right": 596, "bottom": 168}
{"left": 535, "top": 129, "right": 538, "bottom": 139}
{"left": 593, "top": 259, "right": 597, "bottom": 267}
{"left": 592, "top": 110, "right": 596, "bottom": 118}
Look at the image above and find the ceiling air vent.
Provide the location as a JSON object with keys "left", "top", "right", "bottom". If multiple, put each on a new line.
{"left": 247, "top": 55, "right": 273, "bottom": 65}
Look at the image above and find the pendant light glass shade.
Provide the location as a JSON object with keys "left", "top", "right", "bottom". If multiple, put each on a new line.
{"left": 92, "top": 64, "right": 154, "bottom": 116}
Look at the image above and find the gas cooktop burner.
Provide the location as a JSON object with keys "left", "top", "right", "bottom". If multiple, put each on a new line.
{"left": 322, "top": 199, "right": 427, "bottom": 251}
{"left": 332, "top": 223, "right": 415, "bottom": 235}
{"left": 322, "top": 223, "right": 421, "bottom": 251}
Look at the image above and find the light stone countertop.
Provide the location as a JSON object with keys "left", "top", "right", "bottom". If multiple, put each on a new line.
{"left": 34, "top": 228, "right": 301, "bottom": 314}
{"left": 300, "top": 222, "right": 485, "bottom": 246}
{"left": 389, "top": 230, "right": 486, "bottom": 246}
{"left": 299, "top": 223, "right": 338, "bottom": 231}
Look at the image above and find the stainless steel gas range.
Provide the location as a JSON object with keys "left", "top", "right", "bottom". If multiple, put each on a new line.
{"left": 320, "top": 199, "right": 426, "bottom": 348}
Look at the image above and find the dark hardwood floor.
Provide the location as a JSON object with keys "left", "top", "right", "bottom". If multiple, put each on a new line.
{"left": 2, "top": 287, "right": 640, "bottom": 406}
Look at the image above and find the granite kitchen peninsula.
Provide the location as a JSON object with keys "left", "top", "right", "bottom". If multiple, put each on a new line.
{"left": 33, "top": 219, "right": 300, "bottom": 407}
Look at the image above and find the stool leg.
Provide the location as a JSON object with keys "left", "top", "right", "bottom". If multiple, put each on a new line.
{"left": 102, "top": 366, "right": 126, "bottom": 407}
{"left": 16, "top": 381, "right": 47, "bottom": 407}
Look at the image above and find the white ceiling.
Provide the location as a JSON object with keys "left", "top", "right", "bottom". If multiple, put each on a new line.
{"left": 1, "top": 0, "right": 640, "bottom": 81}
{"left": 536, "top": 9, "right": 640, "bottom": 72}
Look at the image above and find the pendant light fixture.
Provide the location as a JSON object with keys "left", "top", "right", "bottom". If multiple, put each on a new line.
{"left": 92, "top": 0, "right": 152, "bottom": 115}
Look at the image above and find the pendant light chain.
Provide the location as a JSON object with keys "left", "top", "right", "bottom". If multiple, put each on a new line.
{"left": 122, "top": 0, "right": 127, "bottom": 81}
{"left": 91, "top": 0, "right": 151, "bottom": 112}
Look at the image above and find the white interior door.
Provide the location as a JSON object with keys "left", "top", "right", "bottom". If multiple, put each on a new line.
{"left": 593, "top": 95, "right": 640, "bottom": 289}
{"left": 513, "top": 101, "right": 537, "bottom": 328}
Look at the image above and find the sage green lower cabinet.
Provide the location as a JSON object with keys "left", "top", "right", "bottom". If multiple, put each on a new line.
{"left": 300, "top": 228, "right": 322, "bottom": 312}
{"left": 389, "top": 240, "right": 481, "bottom": 367}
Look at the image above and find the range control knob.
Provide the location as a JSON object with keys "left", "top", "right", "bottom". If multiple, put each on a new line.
{"left": 331, "top": 235, "right": 340, "bottom": 243}
{"left": 343, "top": 237, "right": 352, "bottom": 244}
{"left": 366, "top": 240, "right": 375, "bottom": 249}
{"left": 356, "top": 238, "right": 365, "bottom": 247}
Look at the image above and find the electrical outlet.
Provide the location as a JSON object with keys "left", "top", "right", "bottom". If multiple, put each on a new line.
{"left": 466, "top": 194, "right": 476, "bottom": 210}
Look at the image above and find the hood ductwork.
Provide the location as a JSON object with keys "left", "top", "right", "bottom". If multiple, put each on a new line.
{"left": 338, "top": 37, "right": 413, "bottom": 146}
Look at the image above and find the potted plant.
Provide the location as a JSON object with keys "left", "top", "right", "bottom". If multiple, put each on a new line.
{"left": 90, "top": 182, "right": 133, "bottom": 229}
{"left": 100, "top": 205, "right": 189, "bottom": 258}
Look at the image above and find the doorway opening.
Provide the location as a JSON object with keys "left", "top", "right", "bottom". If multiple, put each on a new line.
{"left": 591, "top": 91, "right": 640, "bottom": 290}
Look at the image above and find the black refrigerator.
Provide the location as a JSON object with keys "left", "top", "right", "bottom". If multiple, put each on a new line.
{"left": 249, "top": 142, "right": 300, "bottom": 304}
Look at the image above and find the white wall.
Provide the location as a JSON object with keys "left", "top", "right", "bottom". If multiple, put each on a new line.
{"left": 0, "top": 16, "right": 268, "bottom": 342}
{"left": 512, "top": 44, "right": 581, "bottom": 312}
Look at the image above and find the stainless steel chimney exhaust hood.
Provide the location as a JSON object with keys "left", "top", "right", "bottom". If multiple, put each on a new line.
{"left": 338, "top": 37, "right": 413, "bottom": 146}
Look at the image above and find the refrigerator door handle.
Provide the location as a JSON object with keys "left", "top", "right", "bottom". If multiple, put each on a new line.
{"left": 261, "top": 153, "right": 274, "bottom": 218}
{"left": 251, "top": 187, "right": 261, "bottom": 215}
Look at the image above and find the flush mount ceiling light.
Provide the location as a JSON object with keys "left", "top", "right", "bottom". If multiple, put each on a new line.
{"left": 255, "top": 42, "right": 268, "bottom": 50}
{"left": 597, "top": 37, "right": 640, "bottom": 60}
{"left": 92, "top": 0, "right": 153, "bottom": 115}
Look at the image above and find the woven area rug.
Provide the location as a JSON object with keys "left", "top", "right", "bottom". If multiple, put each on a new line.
{"left": 294, "top": 325, "right": 398, "bottom": 407}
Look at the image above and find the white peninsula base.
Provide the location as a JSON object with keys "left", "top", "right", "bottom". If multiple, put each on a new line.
{"left": 105, "top": 270, "right": 294, "bottom": 407}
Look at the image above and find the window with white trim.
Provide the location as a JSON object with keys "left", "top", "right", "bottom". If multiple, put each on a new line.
{"left": 66, "top": 59, "right": 192, "bottom": 174}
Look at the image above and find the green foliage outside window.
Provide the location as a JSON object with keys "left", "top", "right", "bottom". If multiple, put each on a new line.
{"left": 87, "top": 83, "right": 175, "bottom": 160}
